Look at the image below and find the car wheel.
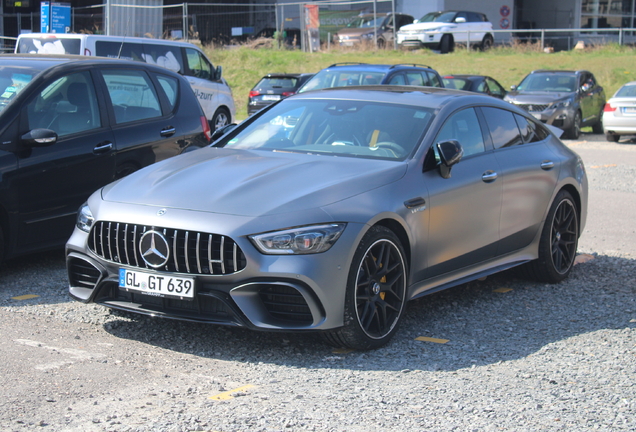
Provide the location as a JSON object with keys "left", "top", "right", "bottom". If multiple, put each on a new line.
{"left": 210, "top": 107, "right": 230, "bottom": 130}
{"left": 480, "top": 34, "right": 494, "bottom": 51}
{"left": 565, "top": 111, "right": 581, "bottom": 139}
{"left": 439, "top": 34, "right": 454, "bottom": 54}
{"left": 523, "top": 190, "right": 579, "bottom": 283}
{"left": 592, "top": 108, "right": 604, "bottom": 134}
{"left": 605, "top": 132, "right": 619, "bottom": 142}
{"left": 322, "top": 226, "right": 407, "bottom": 350}
{"left": 377, "top": 38, "right": 386, "bottom": 49}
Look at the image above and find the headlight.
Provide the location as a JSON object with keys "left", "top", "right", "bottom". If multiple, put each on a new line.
{"left": 250, "top": 223, "right": 346, "bottom": 255}
{"left": 552, "top": 98, "right": 573, "bottom": 109}
{"left": 76, "top": 204, "right": 94, "bottom": 233}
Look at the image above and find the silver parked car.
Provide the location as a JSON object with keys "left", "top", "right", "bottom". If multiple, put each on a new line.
{"left": 602, "top": 80, "right": 636, "bottom": 142}
{"left": 67, "top": 87, "right": 588, "bottom": 350}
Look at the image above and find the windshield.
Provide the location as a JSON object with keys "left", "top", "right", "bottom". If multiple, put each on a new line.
{"left": 298, "top": 70, "right": 386, "bottom": 93}
{"left": 517, "top": 73, "right": 577, "bottom": 92}
{"left": 417, "top": 12, "right": 457, "bottom": 23}
{"left": 346, "top": 15, "right": 385, "bottom": 28}
{"left": 220, "top": 98, "right": 434, "bottom": 161}
{"left": 0, "top": 67, "right": 39, "bottom": 112}
{"left": 615, "top": 84, "right": 636, "bottom": 97}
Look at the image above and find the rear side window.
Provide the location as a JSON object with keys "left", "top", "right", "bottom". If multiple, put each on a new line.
{"left": 514, "top": 114, "right": 549, "bottom": 143}
{"left": 426, "top": 71, "right": 442, "bottom": 87}
{"left": 156, "top": 74, "right": 179, "bottom": 110}
{"left": 481, "top": 107, "right": 523, "bottom": 149}
{"left": 101, "top": 69, "right": 162, "bottom": 124}
{"left": 142, "top": 44, "right": 184, "bottom": 74}
{"left": 95, "top": 41, "right": 144, "bottom": 62}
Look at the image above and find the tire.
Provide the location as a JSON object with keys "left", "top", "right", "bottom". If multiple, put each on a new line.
{"left": 480, "top": 34, "right": 494, "bottom": 51}
{"left": 565, "top": 111, "right": 581, "bottom": 139}
{"left": 605, "top": 132, "right": 619, "bottom": 142}
{"left": 439, "top": 34, "right": 454, "bottom": 54}
{"left": 377, "top": 38, "right": 386, "bottom": 49}
{"left": 210, "top": 107, "right": 230, "bottom": 131}
{"left": 523, "top": 190, "right": 579, "bottom": 283}
{"left": 592, "top": 107, "right": 604, "bottom": 134}
{"left": 322, "top": 226, "right": 408, "bottom": 350}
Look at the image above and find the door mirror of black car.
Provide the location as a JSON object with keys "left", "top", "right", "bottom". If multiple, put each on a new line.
{"left": 436, "top": 139, "right": 463, "bottom": 179}
{"left": 21, "top": 129, "right": 58, "bottom": 147}
{"left": 210, "top": 123, "right": 237, "bottom": 143}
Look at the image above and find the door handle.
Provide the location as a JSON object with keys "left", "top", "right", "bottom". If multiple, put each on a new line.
{"left": 93, "top": 142, "right": 113, "bottom": 154}
{"left": 482, "top": 170, "right": 497, "bottom": 182}
{"left": 160, "top": 127, "right": 176, "bottom": 137}
{"left": 404, "top": 197, "right": 426, "bottom": 209}
{"left": 541, "top": 161, "right": 555, "bottom": 170}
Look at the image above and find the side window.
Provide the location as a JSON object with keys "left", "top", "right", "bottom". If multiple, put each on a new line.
{"left": 486, "top": 78, "right": 505, "bottom": 97}
{"left": 156, "top": 74, "right": 179, "bottom": 110}
{"left": 406, "top": 72, "right": 424, "bottom": 86}
{"left": 185, "top": 48, "right": 213, "bottom": 81}
{"left": 95, "top": 41, "right": 144, "bottom": 62}
{"left": 481, "top": 107, "right": 523, "bottom": 149}
{"left": 26, "top": 71, "right": 101, "bottom": 137}
{"left": 514, "top": 114, "right": 549, "bottom": 143}
{"left": 456, "top": 12, "right": 468, "bottom": 22}
{"left": 102, "top": 69, "right": 162, "bottom": 124}
{"left": 435, "top": 108, "right": 485, "bottom": 157}
{"left": 476, "top": 81, "right": 488, "bottom": 93}
{"left": 142, "top": 44, "right": 184, "bottom": 74}
{"left": 388, "top": 73, "right": 406, "bottom": 85}
{"left": 426, "top": 71, "right": 442, "bottom": 87}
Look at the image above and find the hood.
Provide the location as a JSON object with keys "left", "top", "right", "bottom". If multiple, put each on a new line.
{"left": 399, "top": 22, "right": 455, "bottom": 32}
{"left": 102, "top": 147, "right": 407, "bottom": 217}
{"left": 505, "top": 91, "right": 574, "bottom": 104}
{"left": 336, "top": 27, "right": 378, "bottom": 38}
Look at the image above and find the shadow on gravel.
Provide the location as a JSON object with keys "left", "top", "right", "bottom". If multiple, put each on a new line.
{"left": 0, "top": 249, "right": 70, "bottom": 306}
{"left": 102, "top": 254, "right": 635, "bottom": 372}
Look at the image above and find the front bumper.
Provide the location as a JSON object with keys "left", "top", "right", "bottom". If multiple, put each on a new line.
{"left": 511, "top": 103, "right": 575, "bottom": 131}
{"left": 66, "top": 207, "right": 365, "bottom": 332}
{"left": 397, "top": 33, "right": 441, "bottom": 48}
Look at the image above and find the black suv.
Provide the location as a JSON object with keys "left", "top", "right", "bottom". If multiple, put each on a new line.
{"left": 505, "top": 70, "right": 606, "bottom": 139}
{"left": 0, "top": 54, "right": 210, "bottom": 261}
{"left": 297, "top": 63, "right": 444, "bottom": 93}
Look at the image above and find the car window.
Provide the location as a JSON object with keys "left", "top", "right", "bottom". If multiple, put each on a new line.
{"left": 486, "top": 78, "right": 505, "bottom": 97}
{"left": 95, "top": 41, "right": 145, "bottom": 62}
{"left": 101, "top": 69, "right": 162, "bottom": 124}
{"left": 258, "top": 77, "right": 299, "bottom": 89}
{"left": 0, "top": 69, "right": 36, "bottom": 113}
{"left": 156, "top": 74, "right": 179, "bottom": 110}
{"left": 514, "top": 114, "right": 550, "bottom": 143}
{"left": 476, "top": 81, "right": 487, "bottom": 93}
{"left": 388, "top": 73, "right": 406, "bottom": 85}
{"left": 141, "top": 44, "right": 184, "bottom": 74}
{"left": 406, "top": 72, "right": 424, "bottom": 86}
{"left": 481, "top": 107, "right": 523, "bottom": 149}
{"left": 426, "top": 71, "right": 442, "bottom": 87}
{"left": 615, "top": 84, "right": 636, "bottom": 97}
{"left": 222, "top": 99, "right": 433, "bottom": 161}
{"left": 185, "top": 48, "right": 213, "bottom": 80}
{"left": 435, "top": 108, "right": 485, "bottom": 157}
{"left": 26, "top": 71, "right": 101, "bottom": 137}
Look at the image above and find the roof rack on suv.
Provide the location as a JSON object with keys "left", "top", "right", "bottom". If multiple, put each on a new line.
{"left": 390, "top": 64, "right": 433, "bottom": 69}
{"left": 327, "top": 62, "right": 369, "bottom": 68}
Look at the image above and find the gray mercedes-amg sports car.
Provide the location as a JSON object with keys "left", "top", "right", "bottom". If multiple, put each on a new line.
{"left": 66, "top": 86, "right": 588, "bottom": 350}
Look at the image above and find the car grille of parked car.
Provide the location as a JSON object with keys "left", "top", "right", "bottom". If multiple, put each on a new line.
{"left": 515, "top": 103, "right": 549, "bottom": 112}
{"left": 88, "top": 221, "right": 247, "bottom": 276}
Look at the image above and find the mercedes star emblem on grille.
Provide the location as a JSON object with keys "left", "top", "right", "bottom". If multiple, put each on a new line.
{"left": 139, "top": 230, "right": 170, "bottom": 268}
{"left": 157, "top": 208, "right": 167, "bottom": 216}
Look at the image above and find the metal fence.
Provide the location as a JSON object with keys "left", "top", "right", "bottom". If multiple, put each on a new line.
{"left": 1, "top": 1, "right": 635, "bottom": 52}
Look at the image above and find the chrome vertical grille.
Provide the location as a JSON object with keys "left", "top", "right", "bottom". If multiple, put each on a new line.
{"left": 88, "top": 221, "right": 247, "bottom": 275}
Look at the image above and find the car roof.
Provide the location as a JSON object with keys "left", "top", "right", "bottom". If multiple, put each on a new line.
{"left": 0, "top": 53, "right": 184, "bottom": 75}
{"left": 321, "top": 63, "right": 436, "bottom": 72}
{"left": 529, "top": 70, "right": 585, "bottom": 74}
{"left": 261, "top": 73, "right": 313, "bottom": 79}
{"left": 17, "top": 33, "right": 200, "bottom": 49}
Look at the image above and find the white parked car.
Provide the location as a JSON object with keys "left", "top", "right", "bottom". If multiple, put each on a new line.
{"left": 396, "top": 11, "right": 494, "bottom": 53}
{"left": 15, "top": 33, "right": 236, "bottom": 129}
{"left": 602, "top": 81, "right": 636, "bottom": 142}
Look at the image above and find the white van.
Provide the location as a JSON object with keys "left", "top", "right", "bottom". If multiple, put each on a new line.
{"left": 15, "top": 33, "right": 236, "bottom": 129}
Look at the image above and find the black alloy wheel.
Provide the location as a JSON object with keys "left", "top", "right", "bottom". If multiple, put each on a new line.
{"left": 566, "top": 111, "right": 582, "bottom": 139}
{"left": 323, "top": 226, "right": 407, "bottom": 350}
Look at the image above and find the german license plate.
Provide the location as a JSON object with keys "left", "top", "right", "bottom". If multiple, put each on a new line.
{"left": 118, "top": 268, "right": 194, "bottom": 299}
{"left": 262, "top": 95, "right": 281, "bottom": 101}
{"left": 622, "top": 106, "right": 636, "bottom": 114}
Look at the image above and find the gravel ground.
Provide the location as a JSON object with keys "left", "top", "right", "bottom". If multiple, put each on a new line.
{"left": 0, "top": 134, "right": 634, "bottom": 432}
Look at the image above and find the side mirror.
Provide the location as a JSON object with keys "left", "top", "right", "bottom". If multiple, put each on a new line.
{"left": 436, "top": 139, "right": 463, "bottom": 179}
{"left": 210, "top": 123, "right": 237, "bottom": 143}
{"left": 455, "top": 17, "right": 467, "bottom": 23}
{"left": 21, "top": 128, "right": 57, "bottom": 147}
{"left": 214, "top": 65, "right": 223, "bottom": 81}
{"left": 510, "top": 84, "right": 517, "bottom": 91}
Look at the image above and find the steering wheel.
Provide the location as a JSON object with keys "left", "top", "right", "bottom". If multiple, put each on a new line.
{"left": 374, "top": 142, "right": 404, "bottom": 157}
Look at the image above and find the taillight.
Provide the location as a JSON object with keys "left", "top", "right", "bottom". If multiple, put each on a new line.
{"left": 603, "top": 103, "right": 616, "bottom": 112}
{"left": 249, "top": 91, "right": 260, "bottom": 98}
{"left": 282, "top": 91, "right": 295, "bottom": 97}
{"left": 200, "top": 116, "right": 212, "bottom": 142}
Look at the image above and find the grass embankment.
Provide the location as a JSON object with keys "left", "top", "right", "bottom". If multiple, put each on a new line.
{"left": 203, "top": 43, "right": 636, "bottom": 121}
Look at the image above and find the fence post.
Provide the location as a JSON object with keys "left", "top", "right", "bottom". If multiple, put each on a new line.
{"left": 619, "top": 27, "right": 623, "bottom": 45}
{"left": 540, "top": 29, "right": 545, "bottom": 49}
{"left": 183, "top": 3, "right": 188, "bottom": 41}
{"left": 467, "top": 31, "right": 470, "bottom": 51}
